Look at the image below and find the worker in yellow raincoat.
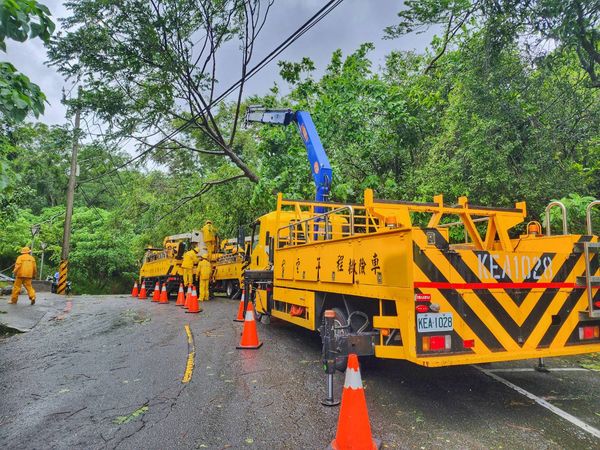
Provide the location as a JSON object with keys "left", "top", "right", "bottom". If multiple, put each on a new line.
{"left": 201, "top": 220, "right": 216, "bottom": 257}
{"left": 9, "top": 247, "right": 37, "bottom": 305}
{"left": 181, "top": 246, "right": 199, "bottom": 287}
{"left": 198, "top": 252, "right": 212, "bottom": 302}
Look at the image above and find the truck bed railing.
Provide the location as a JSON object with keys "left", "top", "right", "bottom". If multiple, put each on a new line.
{"left": 276, "top": 201, "right": 380, "bottom": 248}
{"left": 274, "top": 189, "right": 535, "bottom": 252}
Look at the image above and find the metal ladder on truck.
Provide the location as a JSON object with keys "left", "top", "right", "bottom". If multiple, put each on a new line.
{"left": 546, "top": 200, "right": 600, "bottom": 318}
{"left": 574, "top": 201, "right": 600, "bottom": 318}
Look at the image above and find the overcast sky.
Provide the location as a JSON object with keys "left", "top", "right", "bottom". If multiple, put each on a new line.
{"left": 8, "top": 0, "right": 434, "bottom": 126}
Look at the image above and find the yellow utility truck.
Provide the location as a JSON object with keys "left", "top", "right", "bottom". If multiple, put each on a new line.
{"left": 243, "top": 191, "right": 600, "bottom": 368}
{"left": 242, "top": 107, "right": 600, "bottom": 369}
{"left": 139, "top": 229, "right": 244, "bottom": 299}
{"left": 212, "top": 239, "right": 245, "bottom": 297}
{"left": 139, "top": 231, "right": 203, "bottom": 298}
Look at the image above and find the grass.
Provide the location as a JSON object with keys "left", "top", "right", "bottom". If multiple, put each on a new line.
{"left": 577, "top": 352, "right": 600, "bottom": 371}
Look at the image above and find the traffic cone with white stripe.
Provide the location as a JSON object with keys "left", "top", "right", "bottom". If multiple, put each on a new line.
{"left": 186, "top": 285, "right": 202, "bottom": 313}
{"left": 159, "top": 283, "right": 169, "bottom": 304}
{"left": 183, "top": 285, "right": 192, "bottom": 309}
{"left": 152, "top": 281, "right": 160, "bottom": 302}
{"left": 175, "top": 283, "right": 185, "bottom": 306}
{"left": 131, "top": 281, "right": 139, "bottom": 297}
{"left": 138, "top": 281, "right": 147, "bottom": 300}
{"left": 236, "top": 302, "right": 262, "bottom": 349}
{"left": 233, "top": 288, "right": 246, "bottom": 322}
{"left": 330, "top": 354, "right": 380, "bottom": 450}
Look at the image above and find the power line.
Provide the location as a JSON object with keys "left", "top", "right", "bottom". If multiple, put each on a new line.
{"left": 77, "top": 185, "right": 105, "bottom": 222}
{"left": 79, "top": 0, "right": 346, "bottom": 185}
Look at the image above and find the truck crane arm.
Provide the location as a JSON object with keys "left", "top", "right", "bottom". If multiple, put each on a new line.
{"left": 245, "top": 107, "right": 332, "bottom": 202}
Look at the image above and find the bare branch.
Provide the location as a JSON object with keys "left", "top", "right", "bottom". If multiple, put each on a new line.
{"left": 154, "top": 174, "right": 246, "bottom": 223}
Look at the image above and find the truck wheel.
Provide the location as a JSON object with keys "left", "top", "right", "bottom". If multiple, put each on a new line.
{"left": 329, "top": 307, "right": 350, "bottom": 372}
{"left": 226, "top": 281, "right": 234, "bottom": 298}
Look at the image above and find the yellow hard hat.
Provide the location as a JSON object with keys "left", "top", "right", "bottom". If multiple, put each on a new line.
{"left": 20, "top": 246, "right": 31, "bottom": 254}
{"left": 205, "top": 220, "right": 212, "bottom": 224}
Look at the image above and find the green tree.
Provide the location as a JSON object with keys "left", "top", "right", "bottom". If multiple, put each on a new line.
{"left": 49, "top": 0, "right": 276, "bottom": 189}
{"left": 0, "top": 0, "right": 55, "bottom": 121}
{"left": 386, "top": 0, "right": 600, "bottom": 88}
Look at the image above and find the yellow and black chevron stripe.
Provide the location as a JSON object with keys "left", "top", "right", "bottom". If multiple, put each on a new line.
{"left": 57, "top": 260, "right": 68, "bottom": 295}
{"left": 412, "top": 231, "right": 600, "bottom": 356}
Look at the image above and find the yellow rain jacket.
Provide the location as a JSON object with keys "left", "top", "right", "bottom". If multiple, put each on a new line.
{"left": 198, "top": 258, "right": 212, "bottom": 280}
{"left": 198, "top": 258, "right": 212, "bottom": 301}
{"left": 14, "top": 253, "right": 37, "bottom": 278}
{"left": 181, "top": 248, "right": 198, "bottom": 286}
{"left": 181, "top": 249, "right": 199, "bottom": 269}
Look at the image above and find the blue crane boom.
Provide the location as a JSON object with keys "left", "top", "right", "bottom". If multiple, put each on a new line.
{"left": 245, "top": 107, "right": 332, "bottom": 202}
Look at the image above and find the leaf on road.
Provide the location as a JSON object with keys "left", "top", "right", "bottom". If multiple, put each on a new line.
{"left": 113, "top": 405, "right": 148, "bottom": 424}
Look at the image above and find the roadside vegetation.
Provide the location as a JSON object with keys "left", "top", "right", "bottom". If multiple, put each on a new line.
{"left": 0, "top": 1, "right": 598, "bottom": 293}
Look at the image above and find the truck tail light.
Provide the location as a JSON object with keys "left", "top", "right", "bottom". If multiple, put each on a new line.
{"left": 423, "top": 335, "right": 451, "bottom": 352}
{"left": 579, "top": 326, "right": 600, "bottom": 340}
{"left": 594, "top": 301, "right": 600, "bottom": 309}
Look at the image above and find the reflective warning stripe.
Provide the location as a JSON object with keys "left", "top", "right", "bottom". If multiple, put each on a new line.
{"left": 413, "top": 242, "right": 503, "bottom": 351}
{"left": 245, "top": 310, "right": 254, "bottom": 321}
{"left": 343, "top": 368, "right": 363, "bottom": 390}
{"left": 57, "top": 260, "right": 68, "bottom": 294}
{"left": 414, "top": 282, "right": 579, "bottom": 290}
{"left": 412, "top": 229, "right": 596, "bottom": 354}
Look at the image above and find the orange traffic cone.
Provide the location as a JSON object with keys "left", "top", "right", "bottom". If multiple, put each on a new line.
{"left": 131, "top": 281, "right": 139, "bottom": 297}
{"left": 183, "top": 285, "right": 192, "bottom": 309}
{"left": 152, "top": 281, "right": 160, "bottom": 302}
{"left": 236, "top": 302, "right": 262, "bottom": 349}
{"left": 330, "top": 354, "right": 380, "bottom": 450}
{"left": 138, "top": 281, "right": 147, "bottom": 300}
{"left": 159, "top": 283, "right": 169, "bottom": 304}
{"left": 186, "top": 286, "right": 202, "bottom": 314}
{"left": 175, "top": 283, "right": 185, "bottom": 306}
{"left": 233, "top": 288, "right": 245, "bottom": 322}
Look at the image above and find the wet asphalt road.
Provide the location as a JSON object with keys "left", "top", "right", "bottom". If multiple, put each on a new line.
{"left": 1, "top": 293, "right": 600, "bottom": 450}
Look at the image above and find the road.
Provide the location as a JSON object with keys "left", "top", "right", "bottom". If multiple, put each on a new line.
{"left": 1, "top": 293, "right": 599, "bottom": 449}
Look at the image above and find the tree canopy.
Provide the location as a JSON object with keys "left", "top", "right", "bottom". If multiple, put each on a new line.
{"left": 1, "top": 2, "right": 598, "bottom": 293}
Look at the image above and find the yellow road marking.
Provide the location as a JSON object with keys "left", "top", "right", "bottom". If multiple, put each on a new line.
{"left": 185, "top": 324, "right": 193, "bottom": 344}
{"left": 182, "top": 324, "right": 195, "bottom": 383}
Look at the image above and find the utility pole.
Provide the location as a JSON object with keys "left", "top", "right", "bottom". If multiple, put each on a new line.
{"left": 58, "top": 95, "right": 81, "bottom": 295}
{"left": 39, "top": 242, "right": 47, "bottom": 281}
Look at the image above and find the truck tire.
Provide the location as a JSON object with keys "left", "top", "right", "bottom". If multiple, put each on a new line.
{"left": 330, "top": 307, "right": 350, "bottom": 372}
{"left": 226, "top": 281, "right": 234, "bottom": 298}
